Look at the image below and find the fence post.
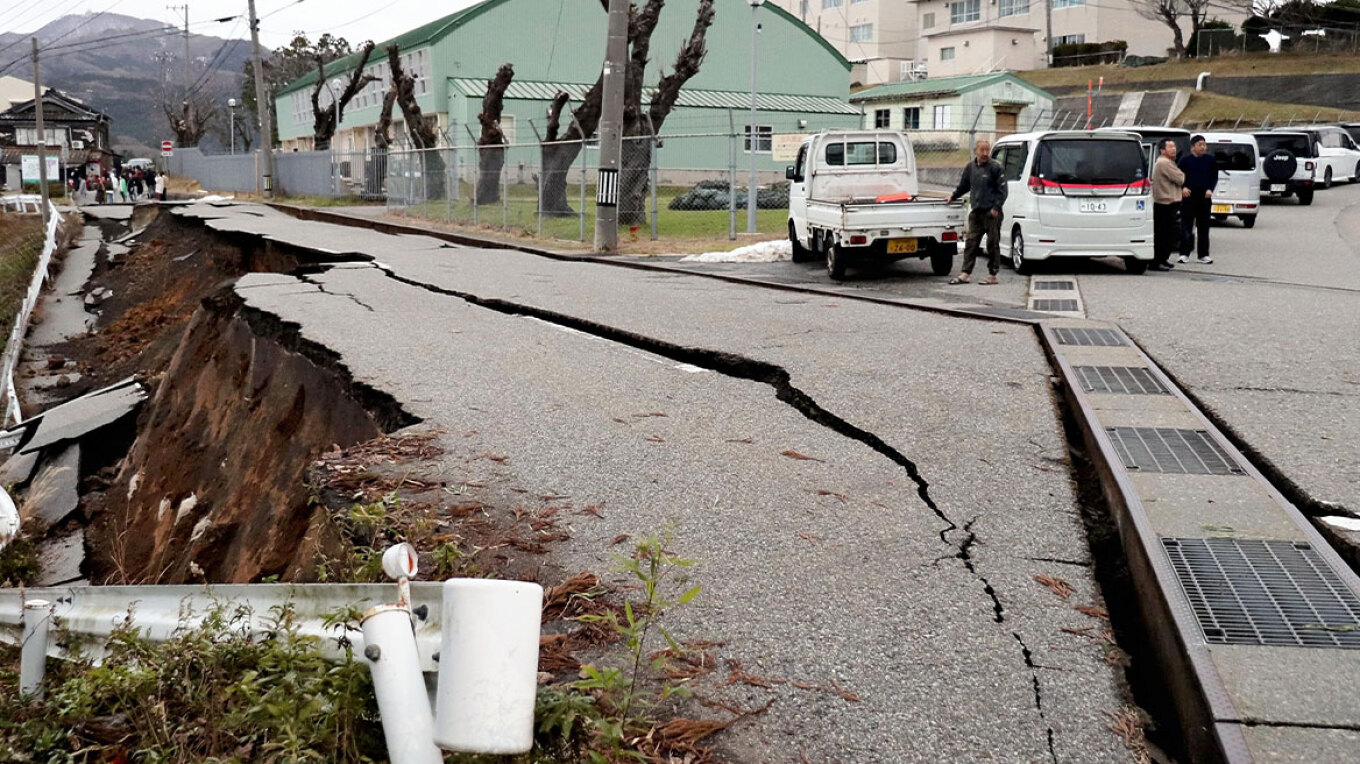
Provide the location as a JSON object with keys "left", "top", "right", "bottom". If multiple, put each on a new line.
{"left": 727, "top": 108, "right": 737, "bottom": 241}
{"left": 502, "top": 157, "right": 509, "bottom": 232}
{"left": 578, "top": 138, "right": 587, "bottom": 242}
{"left": 649, "top": 133, "right": 658, "bottom": 241}
{"left": 20, "top": 599, "right": 51, "bottom": 699}
{"left": 465, "top": 125, "right": 480, "bottom": 227}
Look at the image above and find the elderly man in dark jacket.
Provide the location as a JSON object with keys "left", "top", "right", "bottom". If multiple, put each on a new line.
{"left": 946, "top": 139, "right": 1008, "bottom": 284}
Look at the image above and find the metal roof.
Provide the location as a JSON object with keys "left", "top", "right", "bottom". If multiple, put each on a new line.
{"left": 451, "top": 78, "right": 859, "bottom": 115}
{"left": 850, "top": 72, "right": 1054, "bottom": 105}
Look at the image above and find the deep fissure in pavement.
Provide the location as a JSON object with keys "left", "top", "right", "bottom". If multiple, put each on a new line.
{"left": 357, "top": 263, "right": 1058, "bottom": 760}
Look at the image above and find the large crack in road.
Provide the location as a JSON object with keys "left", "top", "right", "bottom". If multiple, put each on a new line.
{"left": 301, "top": 261, "right": 1060, "bottom": 761}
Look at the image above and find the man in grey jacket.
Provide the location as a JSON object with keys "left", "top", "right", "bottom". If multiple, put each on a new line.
{"left": 946, "top": 140, "right": 1008, "bottom": 284}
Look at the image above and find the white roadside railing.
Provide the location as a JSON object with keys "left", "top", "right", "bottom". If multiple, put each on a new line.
{"left": 0, "top": 545, "right": 544, "bottom": 763}
{"left": 0, "top": 197, "right": 62, "bottom": 427}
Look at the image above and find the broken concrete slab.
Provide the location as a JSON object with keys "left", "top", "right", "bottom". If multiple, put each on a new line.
{"left": 23, "top": 443, "right": 80, "bottom": 529}
{"left": 0, "top": 449, "right": 40, "bottom": 486}
{"left": 35, "top": 527, "right": 85, "bottom": 586}
{"left": 12, "top": 377, "right": 145, "bottom": 455}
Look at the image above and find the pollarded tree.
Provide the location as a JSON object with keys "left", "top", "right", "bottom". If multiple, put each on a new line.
{"left": 311, "top": 41, "right": 378, "bottom": 151}
{"left": 538, "top": 0, "right": 715, "bottom": 219}
{"left": 476, "top": 64, "right": 515, "bottom": 204}
{"left": 386, "top": 43, "right": 445, "bottom": 199}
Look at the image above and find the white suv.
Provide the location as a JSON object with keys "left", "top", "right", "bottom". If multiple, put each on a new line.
{"left": 989, "top": 131, "right": 1154, "bottom": 274}
{"left": 1273, "top": 126, "right": 1360, "bottom": 188}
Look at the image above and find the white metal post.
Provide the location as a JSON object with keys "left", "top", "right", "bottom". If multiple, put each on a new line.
{"left": 361, "top": 605, "right": 442, "bottom": 764}
{"left": 20, "top": 599, "right": 51, "bottom": 699}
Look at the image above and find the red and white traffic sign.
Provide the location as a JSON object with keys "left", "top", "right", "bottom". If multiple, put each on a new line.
{"left": 161, "top": 140, "right": 173, "bottom": 157}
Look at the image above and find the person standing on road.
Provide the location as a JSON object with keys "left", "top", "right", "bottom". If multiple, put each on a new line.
{"left": 154, "top": 171, "right": 166, "bottom": 201}
{"left": 1151, "top": 138, "right": 1185, "bottom": 271}
{"left": 945, "top": 139, "right": 1008, "bottom": 285}
{"left": 1178, "top": 135, "right": 1217, "bottom": 264}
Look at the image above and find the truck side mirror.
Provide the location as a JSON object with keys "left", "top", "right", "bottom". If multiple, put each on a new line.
{"left": 786, "top": 166, "right": 798, "bottom": 181}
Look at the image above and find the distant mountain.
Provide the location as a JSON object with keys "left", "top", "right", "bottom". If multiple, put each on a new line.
{"left": 0, "top": 12, "right": 251, "bottom": 156}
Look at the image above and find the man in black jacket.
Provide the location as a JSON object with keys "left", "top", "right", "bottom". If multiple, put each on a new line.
{"left": 946, "top": 140, "right": 1008, "bottom": 284}
{"left": 1177, "top": 134, "right": 1217, "bottom": 264}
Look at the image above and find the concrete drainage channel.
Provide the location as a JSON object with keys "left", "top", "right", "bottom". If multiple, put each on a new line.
{"left": 265, "top": 205, "right": 1359, "bottom": 759}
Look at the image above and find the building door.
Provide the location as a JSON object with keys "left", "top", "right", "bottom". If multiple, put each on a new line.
{"left": 995, "top": 109, "right": 1018, "bottom": 137}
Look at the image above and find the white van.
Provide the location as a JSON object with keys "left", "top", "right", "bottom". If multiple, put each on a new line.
{"left": 1197, "top": 132, "right": 1261, "bottom": 228}
{"left": 989, "top": 131, "right": 1154, "bottom": 274}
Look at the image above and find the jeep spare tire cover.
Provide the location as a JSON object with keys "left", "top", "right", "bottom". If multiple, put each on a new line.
{"left": 1264, "top": 149, "right": 1298, "bottom": 181}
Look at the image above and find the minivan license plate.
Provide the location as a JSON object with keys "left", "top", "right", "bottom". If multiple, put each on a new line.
{"left": 1079, "top": 201, "right": 1108, "bottom": 213}
{"left": 886, "top": 238, "right": 918, "bottom": 254}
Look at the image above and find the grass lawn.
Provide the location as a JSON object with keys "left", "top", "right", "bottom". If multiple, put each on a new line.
{"left": 397, "top": 180, "right": 788, "bottom": 251}
{"left": 0, "top": 215, "right": 44, "bottom": 341}
{"left": 1175, "top": 92, "right": 1350, "bottom": 128}
{"left": 1019, "top": 52, "right": 1360, "bottom": 91}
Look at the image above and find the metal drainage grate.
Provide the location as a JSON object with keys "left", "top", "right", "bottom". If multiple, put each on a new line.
{"left": 1031, "top": 299, "right": 1080, "bottom": 312}
{"left": 1054, "top": 327, "right": 1125, "bottom": 346}
{"left": 1034, "top": 280, "right": 1076, "bottom": 291}
{"left": 1105, "top": 427, "right": 1243, "bottom": 475}
{"left": 1163, "top": 538, "right": 1360, "bottom": 649}
{"left": 1075, "top": 366, "right": 1169, "bottom": 395}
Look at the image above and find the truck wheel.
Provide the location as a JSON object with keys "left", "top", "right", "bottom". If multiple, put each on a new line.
{"left": 827, "top": 245, "right": 848, "bottom": 281}
{"left": 1298, "top": 188, "right": 1315, "bottom": 206}
{"left": 1354, "top": 162, "right": 1360, "bottom": 183}
{"left": 1010, "top": 229, "right": 1031, "bottom": 275}
{"left": 1124, "top": 257, "right": 1149, "bottom": 275}
{"left": 789, "top": 221, "right": 814, "bottom": 262}
{"left": 1240, "top": 214, "right": 1257, "bottom": 229}
{"left": 930, "top": 246, "right": 953, "bottom": 276}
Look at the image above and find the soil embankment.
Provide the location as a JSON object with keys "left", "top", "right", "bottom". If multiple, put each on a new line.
{"left": 41, "top": 207, "right": 414, "bottom": 584}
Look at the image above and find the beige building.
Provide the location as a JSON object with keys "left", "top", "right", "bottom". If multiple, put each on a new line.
{"left": 767, "top": 0, "right": 921, "bottom": 86}
{"left": 0, "top": 76, "right": 36, "bottom": 112}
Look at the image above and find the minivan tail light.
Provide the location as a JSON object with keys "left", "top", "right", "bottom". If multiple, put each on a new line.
{"left": 1028, "top": 176, "right": 1057, "bottom": 195}
{"left": 1126, "top": 179, "right": 1150, "bottom": 196}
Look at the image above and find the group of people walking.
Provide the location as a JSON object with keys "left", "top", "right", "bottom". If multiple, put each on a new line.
{"left": 67, "top": 165, "right": 165, "bottom": 205}
{"left": 1151, "top": 135, "right": 1217, "bottom": 269}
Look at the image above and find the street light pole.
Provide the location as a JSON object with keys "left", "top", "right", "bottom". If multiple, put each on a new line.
{"left": 747, "top": 0, "right": 761, "bottom": 234}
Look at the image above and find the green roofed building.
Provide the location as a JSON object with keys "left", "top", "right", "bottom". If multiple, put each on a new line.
{"left": 849, "top": 72, "right": 1055, "bottom": 144}
{"left": 272, "top": 0, "right": 859, "bottom": 175}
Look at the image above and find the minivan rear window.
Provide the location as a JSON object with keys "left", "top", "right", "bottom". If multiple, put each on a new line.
{"left": 825, "top": 141, "right": 898, "bottom": 166}
{"left": 1034, "top": 139, "right": 1146, "bottom": 185}
{"left": 1255, "top": 134, "right": 1312, "bottom": 157}
{"left": 1208, "top": 143, "right": 1256, "bottom": 171}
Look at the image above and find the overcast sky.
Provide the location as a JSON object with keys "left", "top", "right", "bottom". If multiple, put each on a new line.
{"left": 1, "top": 0, "right": 484, "bottom": 49}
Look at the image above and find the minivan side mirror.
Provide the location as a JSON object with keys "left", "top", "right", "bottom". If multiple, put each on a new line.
{"left": 786, "top": 166, "right": 798, "bottom": 181}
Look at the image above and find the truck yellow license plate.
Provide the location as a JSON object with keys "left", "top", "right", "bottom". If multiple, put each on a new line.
{"left": 886, "top": 238, "right": 918, "bottom": 254}
{"left": 1212, "top": 204, "right": 1231, "bottom": 214}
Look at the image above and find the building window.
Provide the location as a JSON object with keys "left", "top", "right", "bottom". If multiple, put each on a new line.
{"left": 500, "top": 114, "right": 516, "bottom": 145}
{"left": 999, "top": 0, "right": 1029, "bottom": 17}
{"left": 1054, "top": 33, "right": 1086, "bottom": 45}
{"left": 744, "top": 125, "right": 773, "bottom": 153}
{"left": 1053, "top": 0, "right": 1085, "bottom": 7}
{"left": 933, "top": 104, "right": 952, "bottom": 130}
{"left": 922, "top": 12, "right": 935, "bottom": 28}
{"left": 950, "top": 0, "right": 980, "bottom": 24}
{"left": 874, "top": 109, "right": 891, "bottom": 128}
{"left": 852, "top": 0, "right": 870, "bottom": 4}
{"left": 822, "top": 0, "right": 842, "bottom": 8}
{"left": 940, "top": 46, "right": 956, "bottom": 61}
{"left": 15, "top": 127, "right": 68, "bottom": 146}
{"left": 850, "top": 24, "right": 874, "bottom": 42}
{"left": 903, "top": 107, "right": 921, "bottom": 129}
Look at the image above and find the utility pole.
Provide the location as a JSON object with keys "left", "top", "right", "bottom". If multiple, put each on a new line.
{"left": 592, "top": 0, "right": 629, "bottom": 253}
{"left": 248, "top": 0, "right": 274, "bottom": 198}
{"left": 1045, "top": 0, "right": 1054, "bottom": 67}
{"left": 31, "top": 38, "right": 49, "bottom": 229}
{"left": 169, "top": 4, "right": 191, "bottom": 138}
{"left": 747, "top": 0, "right": 760, "bottom": 235}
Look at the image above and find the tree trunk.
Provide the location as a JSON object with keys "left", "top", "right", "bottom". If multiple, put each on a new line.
{"left": 540, "top": 81, "right": 603, "bottom": 216}
{"left": 311, "top": 42, "right": 377, "bottom": 152}
{"left": 476, "top": 64, "right": 514, "bottom": 205}
{"left": 386, "top": 44, "right": 445, "bottom": 199}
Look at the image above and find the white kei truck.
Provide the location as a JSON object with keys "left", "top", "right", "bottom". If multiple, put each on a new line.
{"left": 785, "top": 131, "right": 966, "bottom": 281}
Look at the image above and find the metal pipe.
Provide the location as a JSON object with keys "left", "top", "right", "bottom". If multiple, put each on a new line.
{"left": 1196, "top": 72, "right": 1211, "bottom": 91}
{"left": 649, "top": 131, "right": 658, "bottom": 241}
{"left": 747, "top": 1, "right": 761, "bottom": 234}
{"left": 362, "top": 605, "right": 442, "bottom": 764}
{"left": 728, "top": 108, "right": 737, "bottom": 241}
{"left": 20, "top": 599, "right": 51, "bottom": 699}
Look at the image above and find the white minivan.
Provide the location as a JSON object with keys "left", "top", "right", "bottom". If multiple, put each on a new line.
{"left": 1197, "top": 132, "right": 1261, "bottom": 228}
{"left": 989, "top": 131, "right": 1154, "bottom": 274}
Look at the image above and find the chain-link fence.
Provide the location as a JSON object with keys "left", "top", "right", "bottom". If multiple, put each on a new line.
{"left": 380, "top": 129, "right": 1002, "bottom": 245}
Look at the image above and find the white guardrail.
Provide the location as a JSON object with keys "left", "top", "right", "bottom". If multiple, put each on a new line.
{"left": 0, "top": 195, "right": 62, "bottom": 427}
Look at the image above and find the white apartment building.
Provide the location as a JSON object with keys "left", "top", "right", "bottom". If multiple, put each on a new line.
{"left": 913, "top": 0, "right": 1247, "bottom": 77}
{"left": 768, "top": 0, "right": 921, "bottom": 86}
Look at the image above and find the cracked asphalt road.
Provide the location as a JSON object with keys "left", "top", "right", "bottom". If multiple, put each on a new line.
{"left": 184, "top": 203, "right": 1130, "bottom": 762}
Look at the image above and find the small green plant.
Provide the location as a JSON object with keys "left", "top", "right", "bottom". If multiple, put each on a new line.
{"left": 571, "top": 532, "right": 701, "bottom": 754}
{"left": 0, "top": 535, "right": 40, "bottom": 586}
{"left": 431, "top": 540, "right": 464, "bottom": 578}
